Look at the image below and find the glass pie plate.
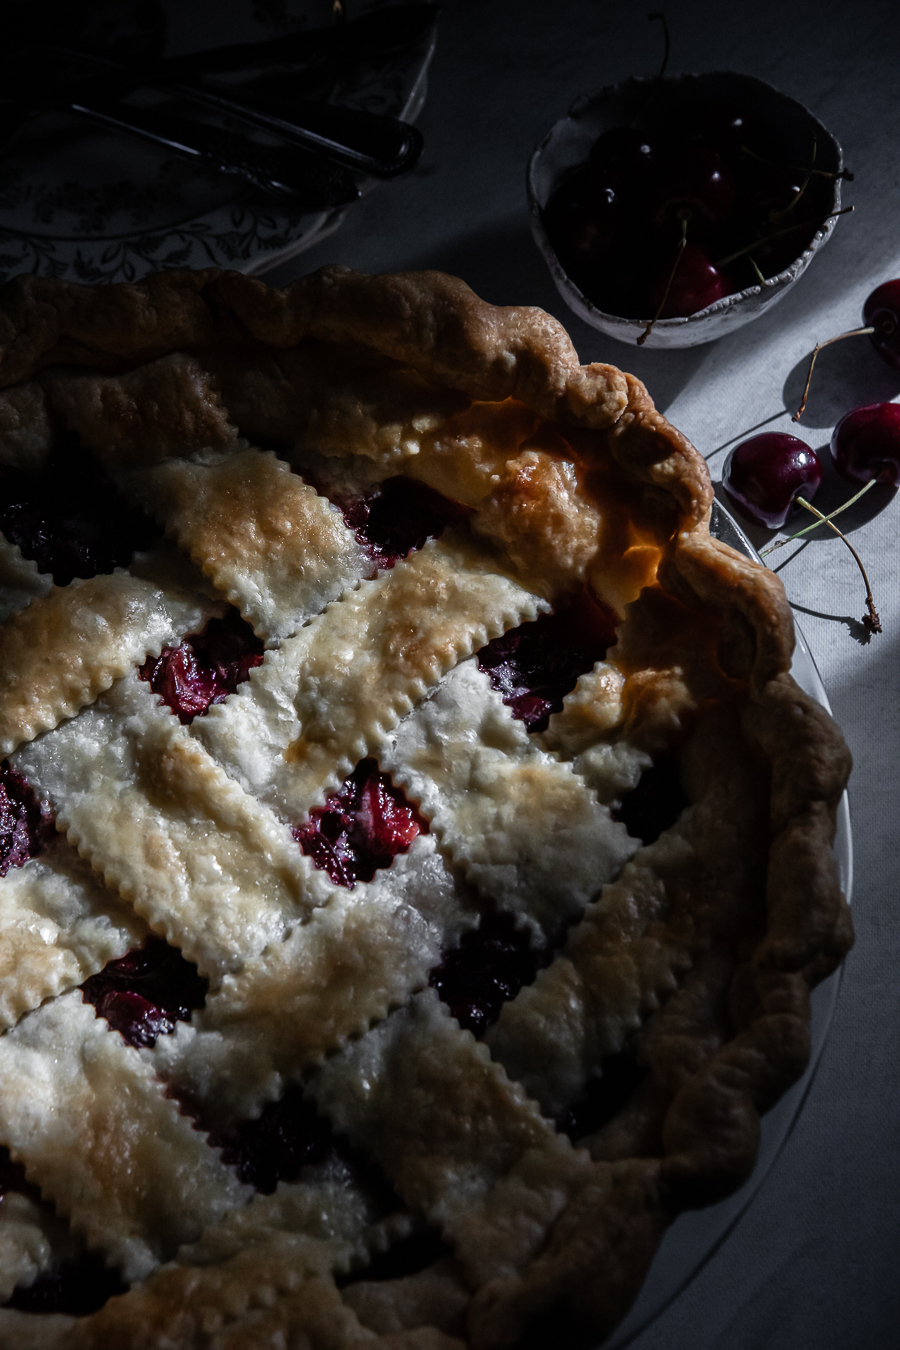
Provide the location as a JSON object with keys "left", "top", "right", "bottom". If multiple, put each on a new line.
{"left": 604, "top": 498, "right": 853, "bottom": 1347}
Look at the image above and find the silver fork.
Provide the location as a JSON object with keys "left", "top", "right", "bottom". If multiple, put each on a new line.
{"left": 0, "top": 26, "right": 427, "bottom": 199}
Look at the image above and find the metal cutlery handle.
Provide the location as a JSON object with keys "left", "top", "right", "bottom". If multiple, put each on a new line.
{"left": 69, "top": 98, "right": 360, "bottom": 206}
{"left": 38, "top": 40, "right": 424, "bottom": 180}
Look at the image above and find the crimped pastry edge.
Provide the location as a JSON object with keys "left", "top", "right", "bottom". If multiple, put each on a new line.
{"left": 0, "top": 266, "right": 851, "bottom": 1350}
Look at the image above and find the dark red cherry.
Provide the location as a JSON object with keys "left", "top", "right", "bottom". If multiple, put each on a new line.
{"left": 0, "top": 451, "right": 157, "bottom": 587}
{"left": 748, "top": 162, "right": 814, "bottom": 229}
{"left": 293, "top": 759, "right": 427, "bottom": 889}
{"left": 139, "top": 609, "right": 264, "bottom": 724}
{"left": 476, "top": 589, "right": 618, "bottom": 733}
{"left": 653, "top": 146, "right": 736, "bottom": 235}
{"left": 0, "top": 762, "right": 53, "bottom": 877}
{"left": 862, "top": 281, "right": 900, "bottom": 372}
{"left": 544, "top": 168, "right": 625, "bottom": 276}
{"left": 830, "top": 402, "right": 900, "bottom": 486}
{"left": 588, "top": 125, "right": 657, "bottom": 189}
{"left": 80, "top": 937, "right": 208, "bottom": 1049}
{"left": 208, "top": 1086, "right": 338, "bottom": 1193}
{"left": 91, "top": 990, "right": 174, "bottom": 1048}
{"left": 749, "top": 210, "right": 820, "bottom": 277}
{"left": 723, "top": 433, "right": 824, "bottom": 528}
{"left": 649, "top": 243, "right": 731, "bottom": 319}
{"left": 557, "top": 1050, "right": 646, "bottom": 1142}
{"left": 429, "top": 913, "right": 546, "bottom": 1038}
{"left": 672, "top": 99, "right": 775, "bottom": 163}
{"left": 610, "top": 753, "right": 688, "bottom": 844}
{"left": 329, "top": 476, "right": 470, "bottom": 571}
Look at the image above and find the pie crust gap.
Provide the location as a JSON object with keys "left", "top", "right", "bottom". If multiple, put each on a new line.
{"left": 0, "top": 265, "right": 852, "bottom": 1349}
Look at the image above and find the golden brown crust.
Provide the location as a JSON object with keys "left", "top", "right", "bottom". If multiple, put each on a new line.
{"left": 0, "top": 266, "right": 852, "bottom": 1350}
{"left": 660, "top": 528, "right": 795, "bottom": 688}
{"left": 44, "top": 354, "right": 237, "bottom": 465}
{"left": 0, "top": 268, "right": 630, "bottom": 431}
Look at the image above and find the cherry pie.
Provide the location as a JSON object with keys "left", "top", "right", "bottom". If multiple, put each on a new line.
{"left": 0, "top": 266, "right": 852, "bottom": 1349}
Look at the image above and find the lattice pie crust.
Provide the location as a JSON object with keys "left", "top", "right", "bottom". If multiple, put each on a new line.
{"left": 0, "top": 267, "right": 852, "bottom": 1349}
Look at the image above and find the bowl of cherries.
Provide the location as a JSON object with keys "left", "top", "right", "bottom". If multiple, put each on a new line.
{"left": 529, "top": 71, "right": 847, "bottom": 348}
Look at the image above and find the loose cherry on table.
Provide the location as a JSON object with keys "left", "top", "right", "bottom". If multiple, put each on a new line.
{"left": 830, "top": 402, "right": 900, "bottom": 486}
{"left": 794, "top": 279, "right": 900, "bottom": 420}
{"left": 724, "top": 427, "right": 883, "bottom": 637}
{"left": 863, "top": 281, "right": 900, "bottom": 370}
{"left": 722, "top": 432, "right": 823, "bottom": 528}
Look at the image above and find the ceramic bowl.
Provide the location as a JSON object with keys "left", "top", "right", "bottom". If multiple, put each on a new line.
{"left": 527, "top": 71, "right": 845, "bottom": 349}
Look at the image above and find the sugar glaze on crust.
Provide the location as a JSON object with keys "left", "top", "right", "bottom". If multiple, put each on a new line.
{"left": 0, "top": 267, "right": 851, "bottom": 1349}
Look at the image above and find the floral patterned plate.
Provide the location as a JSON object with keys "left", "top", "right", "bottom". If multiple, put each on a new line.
{"left": 0, "top": 0, "right": 437, "bottom": 285}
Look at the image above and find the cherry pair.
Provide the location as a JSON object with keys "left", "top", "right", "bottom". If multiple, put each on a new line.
{"left": 724, "top": 278, "right": 900, "bottom": 529}
{"left": 721, "top": 279, "right": 900, "bottom": 637}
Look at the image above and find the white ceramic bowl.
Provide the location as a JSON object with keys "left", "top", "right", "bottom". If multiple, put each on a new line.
{"left": 528, "top": 71, "right": 845, "bottom": 349}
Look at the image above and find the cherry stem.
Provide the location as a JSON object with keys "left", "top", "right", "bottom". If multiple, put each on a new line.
{"left": 793, "top": 495, "right": 882, "bottom": 634}
{"left": 759, "top": 477, "right": 878, "bottom": 555}
{"left": 715, "top": 206, "right": 855, "bottom": 269}
{"left": 638, "top": 13, "right": 671, "bottom": 125}
{"left": 792, "top": 323, "right": 885, "bottom": 421}
{"left": 770, "top": 137, "right": 815, "bottom": 225}
{"left": 739, "top": 143, "right": 854, "bottom": 182}
{"left": 637, "top": 211, "right": 688, "bottom": 346}
{"left": 748, "top": 255, "right": 765, "bottom": 284}
{"left": 648, "top": 12, "right": 670, "bottom": 81}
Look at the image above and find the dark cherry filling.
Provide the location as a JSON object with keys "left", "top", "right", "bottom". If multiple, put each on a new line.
{"left": 0, "top": 455, "right": 157, "bottom": 587}
{"left": 80, "top": 937, "right": 208, "bottom": 1050}
{"left": 0, "top": 761, "right": 53, "bottom": 877}
{"left": 207, "top": 1086, "right": 336, "bottom": 1193}
{"left": 557, "top": 1051, "right": 647, "bottom": 1143}
{"left": 611, "top": 753, "right": 689, "bottom": 845}
{"left": 429, "top": 913, "right": 548, "bottom": 1039}
{"left": 139, "top": 609, "right": 264, "bottom": 724}
{"left": 199, "top": 1087, "right": 399, "bottom": 1219}
{"left": 476, "top": 589, "right": 619, "bottom": 733}
{"left": 0, "top": 1148, "right": 128, "bottom": 1315}
{"left": 332, "top": 476, "right": 471, "bottom": 569}
{"left": 5, "top": 1253, "right": 128, "bottom": 1317}
{"left": 0, "top": 1148, "right": 34, "bottom": 1202}
{"left": 293, "top": 759, "right": 427, "bottom": 889}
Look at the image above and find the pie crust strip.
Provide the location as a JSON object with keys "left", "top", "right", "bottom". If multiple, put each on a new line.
{"left": 382, "top": 659, "right": 637, "bottom": 936}
{"left": 0, "top": 535, "right": 51, "bottom": 624}
{"left": 0, "top": 839, "right": 148, "bottom": 1032}
{"left": 0, "top": 1195, "right": 55, "bottom": 1309}
{"left": 0, "top": 993, "right": 251, "bottom": 1283}
{"left": 120, "top": 448, "right": 368, "bottom": 643}
{"left": 41, "top": 357, "right": 369, "bottom": 643}
{"left": 153, "top": 835, "right": 477, "bottom": 1121}
{"left": 311, "top": 989, "right": 595, "bottom": 1291}
{"left": 486, "top": 698, "right": 772, "bottom": 1114}
{"left": 0, "top": 564, "right": 215, "bottom": 756}
{"left": 194, "top": 531, "right": 550, "bottom": 815}
{"left": 13, "top": 672, "right": 336, "bottom": 981}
